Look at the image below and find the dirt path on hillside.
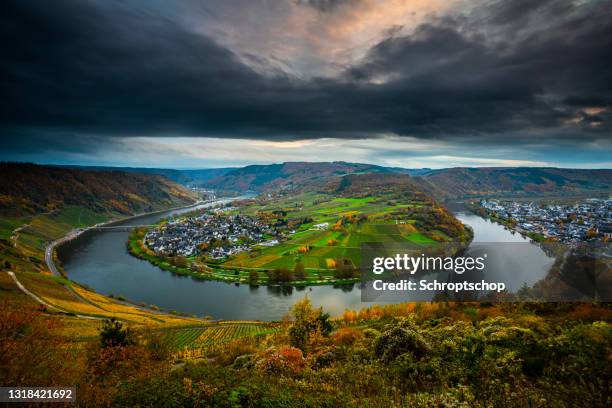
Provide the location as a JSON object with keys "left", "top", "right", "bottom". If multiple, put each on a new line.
{"left": 6, "top": 271, "right": 103, "bottom": 320}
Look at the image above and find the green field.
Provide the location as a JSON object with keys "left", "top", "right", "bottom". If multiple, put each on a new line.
{"left": 220, "top": 193, "right": 447, "bottom": 274}
{"left": 167, "top": 324, "right": 277, "bottom": 350}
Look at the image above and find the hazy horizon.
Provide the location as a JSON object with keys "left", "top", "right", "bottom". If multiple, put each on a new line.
{"left": 7, "top": 159, "right": 612, "bottom": 171}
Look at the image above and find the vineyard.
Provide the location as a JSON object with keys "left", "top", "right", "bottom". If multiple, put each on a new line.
{"left": 168, "top": 323, "right": 277, "bottom": 350}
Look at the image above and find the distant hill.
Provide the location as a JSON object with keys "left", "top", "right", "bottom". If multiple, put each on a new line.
{"left": 416, "top": 167, "right": 612, "bottom": 199}
{"left": 385, "top": 167, "right": 434, "bottom": 176}
{"left": 204, "top": 162, "right": 392, "bottom": 193}
{"left": 202, "top": 162, "right": 610, "bottom": 199}
{"left": 51, "top": 162, "right": 612, "bottom": 200}
{"left": 0, "top": 163, "right": 197, "bottom": 216}
{"left": 327, "top": 173, "right": 424, "bottom": 197}
{"left": 59, "top": 165, "right": 236, "bottom": 186}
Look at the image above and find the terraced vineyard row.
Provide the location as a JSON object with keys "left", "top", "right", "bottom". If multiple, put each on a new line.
{"left": 169, "top": 327, "right": 208, "bottom": 349}
{"left": 168, "top": 324, "right": 277, "bottom": 350}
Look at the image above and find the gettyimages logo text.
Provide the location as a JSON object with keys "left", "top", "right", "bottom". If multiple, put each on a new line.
{"left": 371, "top": 253, "right": 487, "bottom": 275}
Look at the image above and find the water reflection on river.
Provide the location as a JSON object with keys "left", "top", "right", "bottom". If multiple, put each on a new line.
{"left": 60, "top": 202, "right": 553, "bottom": 321}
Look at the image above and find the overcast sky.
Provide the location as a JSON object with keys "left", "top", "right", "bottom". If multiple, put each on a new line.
{"left": 1, "top": 0, "right": 611, "bottom": 169}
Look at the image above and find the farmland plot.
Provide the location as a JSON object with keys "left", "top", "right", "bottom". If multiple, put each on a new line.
{"left": 169, "top": 324, "right": 277, "bottom": 350}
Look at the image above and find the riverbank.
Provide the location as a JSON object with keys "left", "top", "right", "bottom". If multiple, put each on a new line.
{"left": 48, "top": 198, "right": 227, "bottom": 275}
{"left": 47, "top": 199, "right": 209, "bottom": 274}
{"left": 42, "top": 199, "right": 230, "bottom": 320}
{"left": 465, "top": 201, "right": 547, "bottom": 243}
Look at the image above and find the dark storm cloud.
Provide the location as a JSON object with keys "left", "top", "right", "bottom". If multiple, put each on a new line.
{"left": 0, "top": 1, "right": 281, "bottom": 135}
{"left": 297, "top": 0, "right": 355, "bottom": 13}
{"left": 1, "top": 0, "right": 611, "bottom": 156}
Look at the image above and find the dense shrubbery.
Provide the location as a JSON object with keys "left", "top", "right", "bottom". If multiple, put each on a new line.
{"left": 267, "top": 267, "right": 294, "bottom": 283}
{"left": 108, "top": 302, "right": 611, "bottom": 407}
{"left": 288, "top": 297, "right": 332, "bottom": 351}
{"left": 333, "top": 258, "right": 356, "bottom": 279}
{"left": 373, "top": 317, "right": 431, "bottom": 362}
{"left": 0, "top": 302, "right": 79, "bottom": 386}
{"left": 2, "top": 300, "right": 610, "bottom": 407}
{"left": 254, "top": 346, "right": 305, "bottom": 376}
{"left": 99, "top": 318, "right": 135, "bottom": 348}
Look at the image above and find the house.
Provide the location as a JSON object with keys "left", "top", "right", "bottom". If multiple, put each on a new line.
{"left": 312, "top": 222, "right": 329, "bottom": 230}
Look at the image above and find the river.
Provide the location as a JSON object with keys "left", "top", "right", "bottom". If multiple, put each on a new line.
{"left": 59, "top": 201, "right": 554, "bottom": 321}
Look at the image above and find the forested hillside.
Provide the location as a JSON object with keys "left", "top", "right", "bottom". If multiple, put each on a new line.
{"left": 328, "top": 173, "right": 422, "bottom": 197}
{"left": 417, "top": 167, "right": 611, "bottom": 199}
{"left": 60, "top": 165, "right": 236, "bottom": 186}
{"left": 0, "top": 163, "right": 197, "bottom": 216}
{"left": 205, "top": 162, "right": 391, "bottom": 193}
{"left": 202, "top": 162, "right": 611, "bottom": 199}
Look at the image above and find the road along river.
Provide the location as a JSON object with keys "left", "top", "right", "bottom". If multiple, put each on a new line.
{"left": 58, "top": 201, "right": 554, "bottom": 321}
